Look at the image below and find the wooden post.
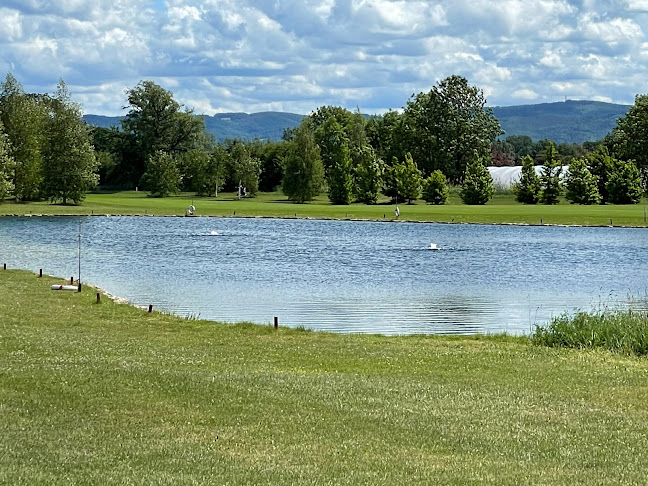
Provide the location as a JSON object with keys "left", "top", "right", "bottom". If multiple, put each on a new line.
{"left": 3, "top": 263, "right": 5, "bottom": 270}
{"left": 70, "top": 276, "right": 74, "bottom": 285}
{"left": 274, "top": 316, "right": 279, "bottom": 330}
{"left": 610, "top": 218, "right": 613, "bottom": 226}
{"left": 148, "top": 304, "right": 153, "bottom": 313}
{"left": 77, "top": 283, "right": 81, "bottom": 292}
{"left": 96, "top": 292, "right": 101, "bottom": 303}
{"left": 39, "top": 269, "right": 43, "bottom": 277}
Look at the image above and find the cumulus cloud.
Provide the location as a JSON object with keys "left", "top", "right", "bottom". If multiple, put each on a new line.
{"left": 1, "top": 0, "right": 647, "bottom": 115}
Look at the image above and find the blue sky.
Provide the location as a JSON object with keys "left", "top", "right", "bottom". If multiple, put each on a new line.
{"left": 2, "top": 0, "right": 648, "bottom": 115}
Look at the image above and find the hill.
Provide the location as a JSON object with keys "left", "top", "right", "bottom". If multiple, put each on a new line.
{"left": 83, "top": 100, "right": 631, "bottom": 145}
{"left": 492, "top": 100, "right": 629, "bottom": 144}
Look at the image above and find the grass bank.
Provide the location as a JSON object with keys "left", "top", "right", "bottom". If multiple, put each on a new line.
{"left": 2, "top": 269, "right": 648, "bottom": 484}
{"left": 1, "top": 190, "right": 648, "bottom": 227}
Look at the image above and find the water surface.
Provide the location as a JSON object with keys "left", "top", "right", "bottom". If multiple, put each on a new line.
{"left": 1, "top": 216, "right": 646, "bottom": 335}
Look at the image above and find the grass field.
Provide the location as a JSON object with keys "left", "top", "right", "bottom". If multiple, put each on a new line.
{"left": 1, "top": 190, "right": 648, "bottom": 227}
{"left": 2, "top": 269, "right": 648, "bottom": 484}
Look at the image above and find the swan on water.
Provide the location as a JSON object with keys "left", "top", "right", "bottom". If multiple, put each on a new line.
{"left": 210, "top": 230, "right": 219, "bottom": 236}
{"left": 428, "top": 243, "right": 439, "bottom": 250}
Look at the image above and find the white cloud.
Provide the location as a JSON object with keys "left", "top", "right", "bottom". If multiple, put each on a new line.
{"left": 2, "top": 0, "right": 648, "bottom": 115}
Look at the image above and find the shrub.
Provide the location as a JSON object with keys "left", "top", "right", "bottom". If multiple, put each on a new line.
{"left": 422, "top": 170, "right": 448, "bottom": 204}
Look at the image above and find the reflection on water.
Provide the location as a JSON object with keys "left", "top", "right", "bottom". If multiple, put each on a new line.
{"left": 1, "top": 216, "right": 647, "bottom": 335}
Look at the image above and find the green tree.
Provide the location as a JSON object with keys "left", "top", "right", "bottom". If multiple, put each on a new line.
{"left": 393, "top": 153, "right": 422, "bottom": 204}
{"left": 514, "top": 155, "right": 541, "bottom": 204}
{"left": 208, "top": 144, "right": 229, "bottom": 197}
{"left": 606, "top": 159, "right": 643, "bottom": 204}
{"left": 140, "top": 151, "right": 181, "bottom": 197}
{"left": 282, "top": 122, "right": 324, "bottom": 203}
{"left": 460, "top": 154, "right": 494, "bottom": 205}
{"left": 178, "top": 147, "right": 213, "bottom": 194}
{"left": 610, "top": 94, "right": 648, "bottom": 186}
{"left": 0, "top": 120, "right": 15, "bottom": 201}
{"left": 539, "top": 142, "right": 562, "bottom": 205}
{"left": 422, "top": 170, "right": 449, "bottom": 205}
{"left": 122, "top": 80, "right": 206, "bottom": 185}
{"left": 41, "top": 80, "right": 98, "bottom": 205}
{"left": 402, "top": 75, "right": 502, "bottom": 182}
{"left": 230, "top": 142, "right": 261, "bottom": 196}
{"left": 565, "top": 158, "right": 600, "bottom": 205}
{"left": 353, "top": 145, "right": 383, "bottom": 205}
{"left": 586, "top": 147, "right": 615, "bottom": 204}
{"left": 0, "top": 73, "right": 44, "bottom": 201}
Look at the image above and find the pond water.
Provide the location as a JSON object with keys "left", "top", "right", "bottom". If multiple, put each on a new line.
{"left": 1, "top": 216, "right": 646, "bottom": 335}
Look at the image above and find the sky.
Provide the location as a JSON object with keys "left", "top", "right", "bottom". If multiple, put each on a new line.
{"left": 2, "top": 0, "right": 648, "bottom": 116}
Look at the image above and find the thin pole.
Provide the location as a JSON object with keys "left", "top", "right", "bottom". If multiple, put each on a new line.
{"left": 78, "top": 221, "right": 82, "bottom": 292}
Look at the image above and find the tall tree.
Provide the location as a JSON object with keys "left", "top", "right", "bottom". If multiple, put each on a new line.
{"left": 564, "top": 158, "right": 600, "bottom": 205}
{"left": 586, "top": 147, "right": 614, "bottom": 204}
{"left": 0, "top": 120, "right": 15, "bottom": 201}
{"left": 140, "top": 151, "right": 181, "bottom": 197}
{"left": 610, "top": 94, "right": 648, "bottom": 187}
{"left": 353, "top": 145, "right": 383, "bottom": 205}
{"left": 402, "top": 75, "right": 502, "bottom": 182}
{"left": 514, "top": 155, "right": 541, "bottom": 204}
{"left": 230, "top": 142, "right": 261, "bottom": 196}
{"left": 422, "top": 170, "right": 449, "bottom": 205}
{"left": 460, "top": 154, "right": 494, "bottom": 205}
{"left": 393, "top": 153, "right": 422, "bottom": 204}
{"left": 122, "top": 80, "right": 205, "bottom": 185}
{"left": 0, "top": 73, "right": 44, "bottom": 201}
{"left": 41, "top": 80, "right": 98, "bottom": 205}
{"left": 539, "top": 142, "right": 562, "bottom": 205}
{"left": 606, "top": 159, "right": 643, "bottom": 204}
{"left": 282, "top": 121, "right": 324, "bottom": 203}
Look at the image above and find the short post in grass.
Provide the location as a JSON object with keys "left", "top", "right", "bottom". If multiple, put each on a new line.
{"left": 148, "top": 304, "right": 153, "bottom": 313}
{"left": 70, "top": 277, "right": 74, "bottom": 285}
{"left": 644, "top": 207, "right": 646, "bottom": 223}
{"left": 96, "top": 292, "right": 101, "bottom": 304}
{"left": 3, "top": 263, "right": 5, "bottom": 270}
{"left": 39, "top": 269, "right": 42, "bottom": 277}
{"left": 274, "top": 316, "right": 279, "bottom": 330}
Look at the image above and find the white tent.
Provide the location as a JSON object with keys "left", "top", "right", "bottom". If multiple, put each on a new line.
{"left": 488, "top": 166, "right": 569, "bottom": 188}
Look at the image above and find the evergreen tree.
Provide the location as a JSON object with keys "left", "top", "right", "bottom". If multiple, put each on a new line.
{"left": 393, "top": 153, "right": 422, "bottom": 203}
{"left": 353, "top": 145, "right": 383, "bottom": 205}
{"left": 422, "top": 170, "right": 449, "bottom": 205}
{"left": 565, "top": 158, "right": 600, "bottom": 205}
{"left": 140, "top": 151, "right": 181, "bottom": 197}
{"left": 282, "top": 122, "right": 324, "bottom": 203}
{"left": 460, "top": 154, "right": 494, "bottom": 205}
{"left": 514, "top": 155, "right": 541, "bottom": 204}
{"left": 0, "top": 121, "right": 15, "bottom": 202}
{"left": 539, "top": 142, "right": 562, "bottom": 205}
{"left": 41, "top": 80, "right": 98, "bottom": 204}
{"left": 606, "top": 159, "right": 643, "bottom": 204}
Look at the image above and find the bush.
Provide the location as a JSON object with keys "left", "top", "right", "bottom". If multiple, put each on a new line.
{"left": 460, "top": 156, "right": 494, "bottom": 205}
{"left": 532, "top": 310, "right": 648, "bottom": 356}
{"left": 514, "top": 155, "right": 540, "bottom": 204}
{"left": 422, "top": 170, "right": 448, "bottom": 204}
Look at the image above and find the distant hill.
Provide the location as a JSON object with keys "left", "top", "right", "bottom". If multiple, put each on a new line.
{"left": 492, "top": 100, "right": 629, "bottom": 144}
{"left": 83, "top": 100, "right": 631, "bottom": 145}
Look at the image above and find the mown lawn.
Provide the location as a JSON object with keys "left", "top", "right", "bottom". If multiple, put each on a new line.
{"left": 1, "top": 190, "right": 647, "bottom": 227}
{"left": 1, "top": 269, "right": 648, "bottom": 484}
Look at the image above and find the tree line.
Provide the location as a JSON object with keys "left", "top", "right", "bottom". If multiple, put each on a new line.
{"left": 1, "top": 72, "right": 647, "bottom": 206}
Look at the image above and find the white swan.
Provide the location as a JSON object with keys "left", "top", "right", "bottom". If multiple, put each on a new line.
{"left": 428, "top": 243, "right": 439, "bottom": 250}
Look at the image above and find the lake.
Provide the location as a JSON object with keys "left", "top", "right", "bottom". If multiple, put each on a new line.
{"left": 1, "top": 216, "right": 646, "bottom": 335}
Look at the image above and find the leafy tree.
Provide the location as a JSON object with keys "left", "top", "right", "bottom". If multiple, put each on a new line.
{"left": 41, "top": 80, "right": 98, "bottom": 205}
{"left": 393, "top": 153, "right": 422, "bottom": 204}
{"left": 514, "top": 155, "right": 541, "bottom": 204}
{"left": 606, "top": 159, "right": 643, "bottom": 204}
{"left": 565, "top": 158, "right": 600, "bottom": 205}
{"left": 208, "top": 144, "right": 229, "bottom": 197}
{"left": 230, "top": 142, "right": 261, "bottom": 196}
{"left": 586, "top": 146, "right": 615, "bottom": 204}
{"left": 257, "top": 141, "right": 288, "bottom": 192}
{"left": 178, "top": 148, "right": 213, "bottom": 194}
{"left": 140, "top": 151, "right": 181, "bottom": 197}
{"left": 366, "top": 110, "right": 406, "bottom": 167}
{"left": 610, "top": 94, "right": 648, "bottom": 186}
{"left": 422, "top": 170, "right": 449, "bottom": 205}
{"left": 382, "top": 156, "right": 401, "bottom": 201}
{"left": 282, "top": 121, "right": 324, "bottom": 203}
{"left": 0, "top": 121, "right": 15, "bottom": 201}
{"left": 0, "top": 73, "right": 44, "bottom": 201}
{"left": 122, "top": 80, "right": 205, "bottom": 185}
{"left": 353, "top": 145, "right": 383, "bottom": 205}
{"left": 460, "top": 154, "right": 494, "bottom": 205}
{"left": 402, "top": 75, "right": 502, "bottom": 182}
{"left": 539, "top": 142, "right": 562, "bottom": 205}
